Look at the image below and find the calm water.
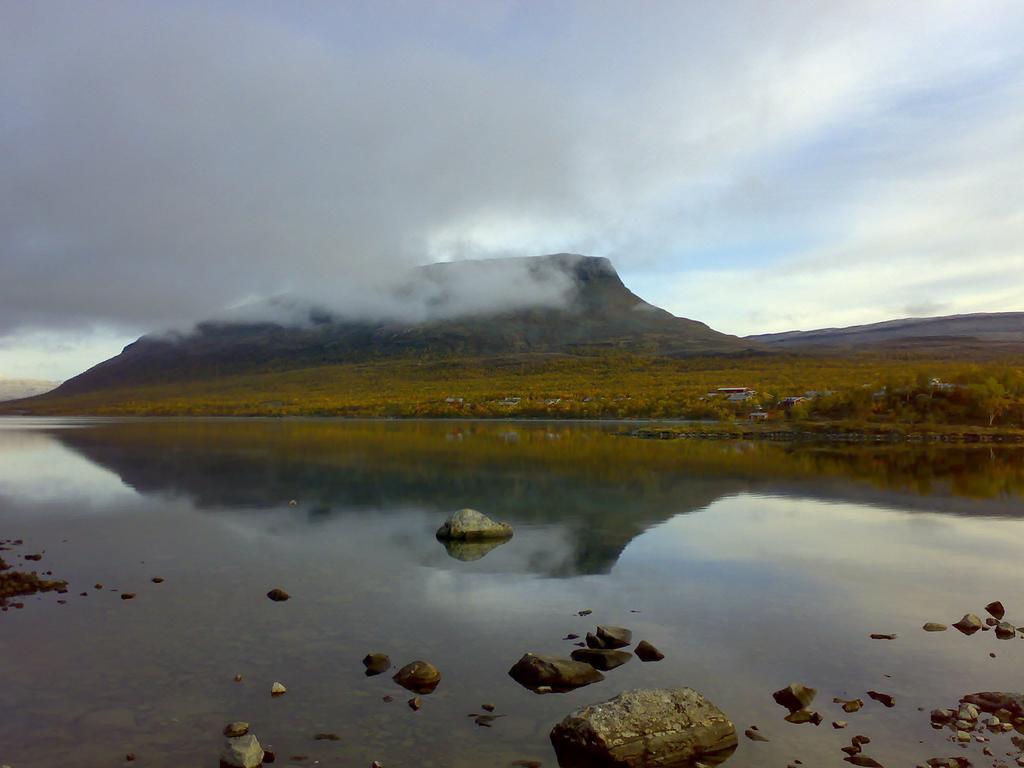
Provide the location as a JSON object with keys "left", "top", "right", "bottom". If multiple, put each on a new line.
{"left": 2, "top": 418, "right": 1024, "bottom": 768}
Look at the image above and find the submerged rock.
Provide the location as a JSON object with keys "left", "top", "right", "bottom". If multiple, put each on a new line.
{"left": 223, "top": 722, "right": 249, "bottom": 738}
{"left": 435, "top": 509, "right": 513, "bottom": 541}
{"left": 550, "top": 688, "right": 737, "bottom": 768}
{"left": 960, "top": 692, "right": 1024, "bottom": 717}
{"left": 362, "top": 653, "right": 390, "bottom": 676}
{"left": 923, "top": 623, "right": 948, "bottom": 632}
{"left": 570, "top": 648, "right": 632, "bottom": 671}
{"left": 867, "top": 690, "right": 895, "bottom": 708}
{"left": 219, "top": 733, "right": 264, "bottom": 768}
{"left": 635, "top": 640, "right": 665, "bottom": 662}
{"left": 773, "top": 683, "right": 817, "bottom": 713}
{"left": 508, "top": 653, "right": 604, "bottom": 693}
{"left": 393, "top": 661, "right": 441, "bottom": 694}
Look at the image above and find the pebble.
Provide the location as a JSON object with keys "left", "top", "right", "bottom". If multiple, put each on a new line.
{"left": 923, "top": 623, "right": 948, "bottom": 632}
{"left": 745, "top": 727, "right": 769, "bottom": 742}
{"left": 870, "top": 633, "right": 897, "bottom": 640}
{"left": 224, "top": 722, "right": 250, "bottom": 737}
{"left": 266, "top": 588, "right": 290, "bottom": 602}
{"left": 271, "top": 682, "right": 286, "bottom": 696}
{"left": 120, "top": 593, "right": 135, "bottom": 600}
{"left": 868, "top": 690, "right": 895, "bottom": 707}
{"left": 408, "top": 697, "right": 422, "bottom": 711}
{"left": 985, "top": 600, "right": 1006, "bottom": 620}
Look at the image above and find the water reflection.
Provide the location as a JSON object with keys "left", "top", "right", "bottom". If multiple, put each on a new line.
{"left": 1, "top": 418, "right": 1024, "bottom": 768}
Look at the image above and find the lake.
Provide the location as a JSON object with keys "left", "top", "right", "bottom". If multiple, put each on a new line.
{"left": 2, "top": 417, "right": 1024, "bottom": 768}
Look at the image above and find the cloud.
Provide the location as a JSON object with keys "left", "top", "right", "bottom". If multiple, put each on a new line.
{"left": 1, "top": 0, "right": 1023, "bottom": 367}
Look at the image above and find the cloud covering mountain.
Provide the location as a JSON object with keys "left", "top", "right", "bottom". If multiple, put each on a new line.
{"left": 2, "top": 1, "right": 1023, "bottom": 378}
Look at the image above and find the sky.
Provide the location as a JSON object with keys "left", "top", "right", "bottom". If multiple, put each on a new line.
{"left": 2, "top": 0, "right": 1023, "bottom": 380}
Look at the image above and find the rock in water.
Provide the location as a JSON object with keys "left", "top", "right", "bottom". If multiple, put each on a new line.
{"left": 995, "top": 621, "right": 1016, "bottom": 640}
{"left": 960, "top": 692, "right": 1024, "bottom": 717}
{"left": 223, "top": 722, "right": 249, "bottom": 738}
{"left": 635, "top": 641, "right": 665, "bottom": 662}
{"left": 392, "top": 661, "right": 441, "bottom": 694}
{"left": 270, "top": 682, "right": 286, "bottom": 696}
{"left": 984, "top": 601, "right": 1005, "bottom": 620}
{"left": 435, "top": 509, "right": 513, "bottom": 541}
{"left": 220, "top": 734, "right": 264, "bottom": 768}
{"left": 595, "top": 625, "right": 633, "bottom": 649}
{"left": 570, "top": 648, "right": 632, "bottom": 671}
{"left": 362, "top": 653, "right": 390, "bottom": 676}
{"left": 266, "top": 588, "right": 290, "bottom": 602}
{"left": 508, "top": 653, "right": 604, "bottom": 693}
{"left": 923, "top": 623, "right": 948, "bottom": 632}
{"left": 773, "top": 683, "right": 817, "bottom": 712}
{"left": 550, "top": 688, "right": 738, "bottom": 768}
{"left": 953, "top": 613, "right": 982, "bottom": 635}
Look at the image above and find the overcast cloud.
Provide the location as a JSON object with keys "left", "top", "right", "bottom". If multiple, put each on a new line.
{"left": 1, "top": 0, "right": 1023, "bottom": 378}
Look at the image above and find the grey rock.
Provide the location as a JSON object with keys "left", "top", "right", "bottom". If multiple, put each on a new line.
{"left": 223, "top": 722, "right": 249, "bottom": 738}
{"left": 595, "top": 625, "right": 632, "bottom": 649}
{"left": 219, "top": 734, "right": 264, "bottom": 768}
{"left": 550, "top": 688, "right": 737, "bottom": 767}
{"left": 508, "top": 653, "right": 604, "bottom": 693}
{"left": 435, "top": 509, "right": 513, "bottom": 541}
{"left": 362, "top": 653, "right": 390, "bottom": 676}
{"left": 635, "top": 640, "right": 665, "bottom": 662}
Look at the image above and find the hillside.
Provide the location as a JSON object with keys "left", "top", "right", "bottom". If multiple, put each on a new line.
{"left": 44, "top": 254, "right": 753, "bottom": 398}
{"left": 749, "top": 312, "right": 1024, "bottom": 354}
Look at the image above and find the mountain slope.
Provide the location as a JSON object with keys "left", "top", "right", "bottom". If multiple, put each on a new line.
{"left": 51, "top": 254, "right": 753, "bottom": 397}
{"left": 748, "top": 312, "right": 1024, "bottom": 354}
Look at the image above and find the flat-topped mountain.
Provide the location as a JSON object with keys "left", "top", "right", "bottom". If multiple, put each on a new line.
{"left": 748, "top": 312, "right": 1024, "bottom": 354}
{"left": 52, "top": 254, "right": 752, "bottom": 396}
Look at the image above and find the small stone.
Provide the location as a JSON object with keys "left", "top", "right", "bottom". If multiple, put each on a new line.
{"left": 271, "top": 682, "right": 286, "bottom": 696}
{"left": 564, "top": 633, "right": 579, "bottom": 640}
{"left": 745, "top": 727, "right": 769, "bottom": 741}
{"left": 953, "top": 614, "right": 983, "bottom": 635}
{"left": 773, "top": 683, "right": 817, "bottom": 712}
{"left": 956, "top": 730, "right": 971, "bottom": 742}
{"left": 288, "top": 499, "right": 298, "bottom": 506}
{"left": 985, "top": 601, "right": 1006, "bottom": 620}
{"left": 151, "top": 577, "right": 164, "bottom": 583}
{"left": 371, "top": 762, "right": 383, "bottom": 768}
{"left": 870, "top": 633, "right": 897, "bottom": 640}
{"left": 125, "top": 753, "right": 136, "bottom": 762}
{"left": 595, "top": 625, "right": 632, "bottom": 649}
{"left": 220, "top": 733, "right": 264, "bottom": 768}
{"left": 393, "top": 660, "right": 441, "bottom": 694}
{"left": 382, "top": 695, "right": 393, "bottom": 702}
{"left": 995, "top": 622, "right": 1016, "bottom": 640}
{"left": 634, "top": 640, "right": 665, "bottom": 662}
{"left": 266, "top": 588, "right": 290, "bottom": 602}
{"left": 224, "top": 722, "right": 250, "bottom": 737}
{"left": 835, "top": 697, "right": 864, "bottom": 713}
{"left": 120, "top": 593, "right": 135, "bottom": 600}
{"left": 834, "top": 721, "right": 848, "bottom": 728}
{"left": 481, "top": 703, "right": 495, "bottom": 712}
{"left": 923, "top": 623, "right": 948, "bottom": 632}
{"left": 408, "top": 697, "right": 422, "bottom": 711}
{"left": 435, "top": 509, "right": 513, "bottom": 540}
{"left": 578, "top": 609, "right": 592, "bottom": 616}
{"left": 362, "top": 653, "right": 390, "bottom": 676}
{"left": 867, "top": 690, "right": 895, "bottom": 708}
{"left": 233, "top": 674, "right": 243, "bottom": 683}
{"left": 314, "top": 733, "right": 340, "bottom": 741}
{"left": 784, "top": 709, "right": 823, "bottom": 725}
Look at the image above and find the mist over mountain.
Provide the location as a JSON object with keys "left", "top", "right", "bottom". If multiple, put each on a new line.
{"left": 0, "top": 378, "right": 60, "bottom": 402}
{"left": 53, "top": 254, "right": 751, "bottom": 396}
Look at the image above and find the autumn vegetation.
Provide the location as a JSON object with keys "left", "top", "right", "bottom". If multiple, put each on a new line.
{"left": 6, "top": 352, "right": 1023, "bottom": 430}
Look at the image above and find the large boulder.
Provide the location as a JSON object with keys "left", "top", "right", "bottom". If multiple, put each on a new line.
{"left": 550, "top": 688, "right": 737, "bottom": 767}
{"left": 219, "top": 733, "right": 264, "bottom": 768}
{"left": 508, "top": 653, "right": 605, "bottom": 693}
{"left": 436, "top": 509, "right": 514, "bottom": 541}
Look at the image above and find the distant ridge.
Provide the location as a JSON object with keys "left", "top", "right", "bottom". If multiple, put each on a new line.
{"left": 0, "top": 378, "right": 60, "bottom": 402}
{"left": 47, "top": 254, "right": 754, "bottom": 397}
{"left": 748, "top": 312, "right": 1024, "bottom": 354}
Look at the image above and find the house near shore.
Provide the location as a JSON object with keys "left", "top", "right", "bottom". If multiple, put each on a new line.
{"left": 749, "top": 411, "right": 769, "bottom": 421}
{"left": 715, "top": 387, "right": 757, "bottom": 402}
{"left": 779, "top": 396, "right": 807, "bottom": 408}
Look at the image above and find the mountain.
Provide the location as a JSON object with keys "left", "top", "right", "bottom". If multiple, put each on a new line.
{"left": 748, "top": 312, "right": 1024, "bottom": 355}
{"left": 51, "top": 254, "right": 753, "bottom": 397}
{"left": 0, "top": 378, "right": 60, "bottom": 402}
